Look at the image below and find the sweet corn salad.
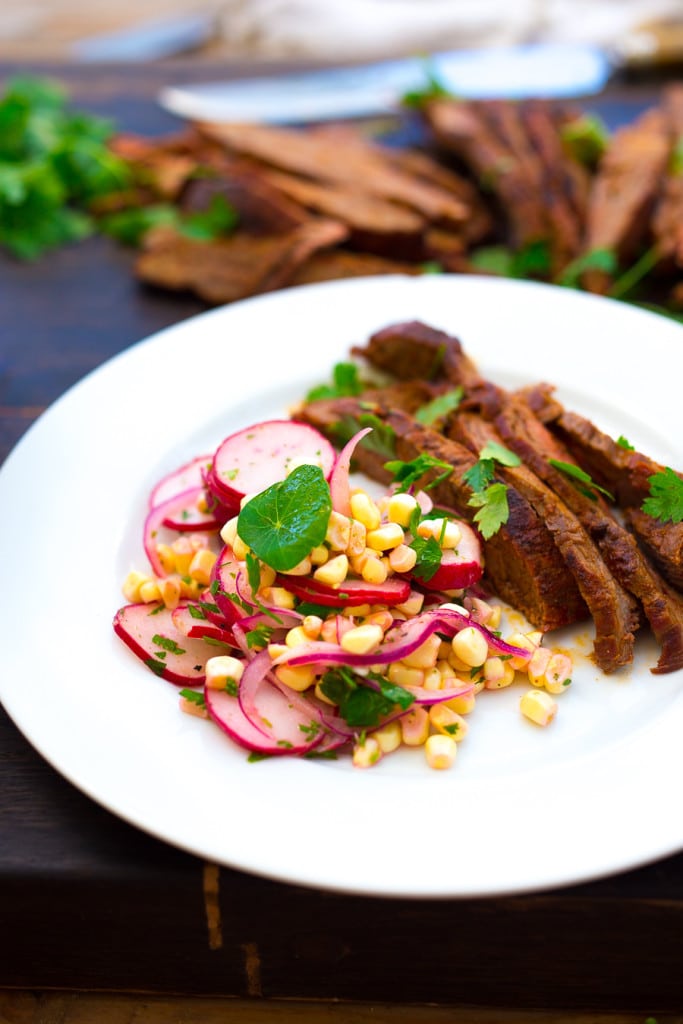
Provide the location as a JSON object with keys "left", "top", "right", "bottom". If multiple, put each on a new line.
{"left": 114, "top": 419, "right": 572, "bottom": 770}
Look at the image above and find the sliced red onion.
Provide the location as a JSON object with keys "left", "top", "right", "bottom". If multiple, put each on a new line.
{"left": 209, "top": 545, "right": 255, "bottom": 625}
{"left": 329, "top": 426, "right": 373, "bottom": 516}
{"left": 237, "top": 650, "right": 324, "bottom": 752}
{"left": 171, "top": 603, "right": 236, "bottom": 646}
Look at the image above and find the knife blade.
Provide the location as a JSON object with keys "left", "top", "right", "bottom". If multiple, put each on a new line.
{"left": 158, "top": 42, "right": 611, "bottom": 124}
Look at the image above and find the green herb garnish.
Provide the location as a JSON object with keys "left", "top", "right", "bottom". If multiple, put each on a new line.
{"left": 237, "top": 464, "right": 332, "bottom": 572}
{"left": 616, "top": 435, "right": 635, "bottom": 451}
{"left": 414, "top": 387, "right": 464, "bottom": 425}
{"left": 467, "top": 482, "right": 511, "bottom": 540}
{"left": 179, "top": 688, "right": 206, "bottom": 708}
{"left": 384, "top": 453, "right": 453, "bottom": 492}
{"left": 305, "top": 362, "right": 363, "bottom": 401}
{"left": 245, "top": 624, "right": 275, "bottom": 649}
{"left": 642, "top": 467, "right": 683, "bottom": 524}
{"left": 331, "top": 413, "right": 396, "bottom": 459}
{"left": 558, "top": 247, "right": 618, "bottom": 289}
{"left": 319, "top": 667, "right": 415, "bottom": 727}
{"left": 152, "top": 634, "right": 186, "bottom": 656}
{"left": 560, "top": 113, "right": 609, "bottom": 166}
{"left": 409, "top": 533, "right": 443, "bottom": 582}
{"left": 548, "top": 459, "right": 614, "bottom": 502}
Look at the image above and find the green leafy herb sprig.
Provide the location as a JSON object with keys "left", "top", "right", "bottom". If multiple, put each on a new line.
{"left": 99, "top": 193, "right": 238, "bottom": 247}
{"left": 0, "top": 76, "right": 131, "bottom": 259}
{"left": 319, "top": 667, "right": 415, "bottom": 727}
{"left": 463, "top": 441, "right": 521, "bottom": 539}
{"left": 642, "top": 467, "right": 683, "bottom": 524}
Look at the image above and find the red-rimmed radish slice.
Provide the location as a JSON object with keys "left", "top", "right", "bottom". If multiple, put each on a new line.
{"left": 172, "top": 604, "right": 236, "bottom": 646}
{"left": 237, "top": 650, "right": 324, "bottom": 752}
{"left": 160, "top": 486, "right": 224, "bottom": 532}
{"left": 329, "top": 426, "right": 372, "bottom": 516}
{"left": 197, "top": 588, "right": 233, "bottom": 627}
{"left": 202, "top": 464, "right": 242, "bottom": 515}
{"left": 150, "top": 455, "right": 213, "bottom": 508}
{"left": 212, "top": 420, "right": 335, "bottom": 502}
{"left": 416, "top": 523, "right": 483, "bottom": 591}
{"left": 209, "top": 544, "right": 256, "bottom": 624}
{"left": 143, "top": 487, "right": 213, "bottom": 576}
{"left": 275, "top": 574, "right": 411, "bottom": 608}
{"left": 205, "top": 685, "right": 285, "bottom": 754}
{"left": 113, "top": 603, "right": 211, "bottom": 685}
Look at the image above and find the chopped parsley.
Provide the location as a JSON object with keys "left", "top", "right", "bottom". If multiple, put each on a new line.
{"left": 305, "top": 361, "right": 363, "bottom": 401}
{"left": 548, "top": 459, "right": 614, "bottom": 502}
{"left": 245, "top": 624, "right": 275, "bottom": 649}
{"left": 409, "top": 533, "right": 444, "bottom": 582}
{"left": 414, "top": 387, "right": 464, "bottom": 426}
{"left": 319, "top": 667, "right": 415, "bottom": 727}
{"left": 179, "top": 688, "right": 206, "bottom": 708}
{"left": 152, "top": 634, "right": 186, "bottom": 656}
{"left": 331, "top": 413, "right": 396, "bottom": 459}
{"left": 384, "top": 453, "right": 453, "bottom": 492}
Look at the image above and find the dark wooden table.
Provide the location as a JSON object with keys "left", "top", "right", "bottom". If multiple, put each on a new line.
{"left": 1, "top": 62, "right": 682, "bottom": 1017}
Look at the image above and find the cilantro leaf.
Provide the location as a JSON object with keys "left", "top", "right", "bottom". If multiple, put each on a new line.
{"left": 331, "top": 413, "right": 396, "bottom": 459}
{"left": 616, "top": 435, "right": 634, "bottom": 451}
{"left": 384, "top": 453, "right": 452, "bottom": 493}
{"left": 462, "top": 459, "right": 495, "bottom": 492}
{"left": 100, "top": 193, "right": 238, "bottom": 247}
{"left": 470, "top": 241, "right": 551, "bottom": 279}
{"left": 306, "top": 362, "right": 363, "bottom": 402}
{"left": 179, "top": 688, "right": 206, "bottom": 708}
{"left": 642, "top": 468, "right": 683, "bottom": 524}
{"left": 237, "top": 464, "right": 332, "bottom": 572}
{"left": 320, "top": 667, "right": 414, "bottom": 727}
{"left": 468, "top": 483, "right": 510, "bottom": 540}
{"left": 548, "top": 459, "right": 614, "bottom": 502}
{"left": 245, "top": 625, "right": 274, "bottom": 649}
{"left": 478, "top": 440, "right": 521, "bottom": 468}
{"left": 409, "top": 534, "right": 443, "bottom": 582}
{"left": 560, "top": 113, "right": 609, "bottom": 166}
{"left": 558, "top": 247, "right": 618, "bottom": 289}
{"left": 414, "top": 387, "right": 464, "bottom": 425}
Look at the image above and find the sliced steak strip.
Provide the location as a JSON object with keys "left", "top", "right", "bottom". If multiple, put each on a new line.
{"left": 491, "top": 397, "right": 683, "bottom": 674}
{"left": 581, "top": 107, "right": 670, "bottom": 292}
{"left": 289, "top": 249, "right": 422, "bottom": 286}
{"left": 651, "top": 84, "right": 683, "bottom": 267}
{"left": 624, "top": 508, "right": 683, "bottom": 594}
{"left": 296, "top": 395, "right": 587, "bottom": 633}
{"left": 135, "top": 219, "right": 347, "bottom": 305}
{"left": 449, "top": 410, "right": 639, "bottom": 674}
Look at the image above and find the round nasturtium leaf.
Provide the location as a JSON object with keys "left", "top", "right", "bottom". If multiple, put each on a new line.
{"left": 237, "top": 464, "right": 332, "bottom": 572}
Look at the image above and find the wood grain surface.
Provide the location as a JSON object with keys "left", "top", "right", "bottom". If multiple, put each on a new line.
{"left": 0, "top": 62, "right": 682, "bottom": 1018}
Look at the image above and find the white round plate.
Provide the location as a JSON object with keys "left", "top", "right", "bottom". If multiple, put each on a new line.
{"left": 1, "top": 274, "right": 682, "bottom": 897}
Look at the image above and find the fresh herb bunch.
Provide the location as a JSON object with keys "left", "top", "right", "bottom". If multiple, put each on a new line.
{"left": 0, "top": 76, "right": 131, "bottom": 259}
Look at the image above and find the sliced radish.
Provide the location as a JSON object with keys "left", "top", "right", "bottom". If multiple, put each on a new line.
{"left": 202, "top": 464, "right": 242, "bottom": 516}
{"left": 113, "top": 603, "right": 211, "bottom": 685}
{"left": 275, "top": 574, "right": 411, "bottom": 608}
{"left": 172, "top": 604, "right": 236, "bottom": 646}
{"left": 150, "top": 455, "right": 213, "bottom": 508}
{"left": 237, "top": 650, "right": 324, "bottom": 752}
{"left": 197, "top": 588, "right": 233, "bottom": 628}
{"left": 212, "top": 420, "right": 335, "bottom": 503}
{"left": 329, "top": 426, "right": 372, "bottom": 516}
{"left": 410, "top": 521, "right": 483, "bottom": 592}
{"left": 143, "top": 487, "right": 209, "bottom": 576}
{"left": 160, "top": 485, "right": 224, "bottom": 532}
{"left": 209, "top": 544, "right": 256, "bottom": 624}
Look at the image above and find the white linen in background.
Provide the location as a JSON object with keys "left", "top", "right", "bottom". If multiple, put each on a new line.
{"left": 219, "top": 0, "right": 683, "bottom": 61}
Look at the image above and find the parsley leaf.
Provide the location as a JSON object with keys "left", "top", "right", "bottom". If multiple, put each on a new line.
{"left": 237, "top": 464, "right": 332, "bottom": 572}
{"left": 470, "top": 241, "right": 552, "bottom": 280}
{"left": 320, "top": 667, "right": 414, "bottom": 727}
{"left": 642, "top": 468, "right": 683, "bottom": 524}
{"left": 414, "top": 387, "right": 464, "bottom": 425}
{"left": 331, "top": 413, "right": 396, "bottom": 459}
{"left": 245, "top": 624, "right": 275, "bottom": 649}
{"left": 616, "top": 435, "right": 634, "bottom": 451}
{"left": 179, "top": 688, "right": 206, "bottom": 708}
{"left": 100, "top": 194, "right": 238, "bottom": 247}
{"left": 468, "top": 483, "right": 511, "bottom": 540}
{"left": 384, "top": 453, "right": 452, "bottom": 492}
{"left": 558, "top": 247, "right": 618, "bottom": 289}
{"left": 306, "top": 362, "right": 363, "bottom": 402}
{"left": 560, "top": 113, "right": 609, "bottom": 166}
{"left": 409, "top": 534, "right": 443, "bottom": 582}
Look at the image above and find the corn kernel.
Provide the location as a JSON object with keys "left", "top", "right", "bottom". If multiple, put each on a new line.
{"left": 309, "top": 545, "right": 328, "bottom": 566}
{"left": 520, "top": 689, "right": 557, "bottom": 726}
{"left": 220, "top": 516, "right": 238, "bottom": 547}
{"left": 352, "top": 736, "right": 382, "bottom": 768}
{"left": 155, "top": 544, "right": 176, "bottom": 575}
{"left": 320, "top": 617, "right": 341, "bottom": 644}
{"left": 487, "top": 604, "right": 502, "bottom": 630}
{"left": 366, "top": 522, "right": 405, "bottom": 552}
{"left": 275, "top": 663, "right": 317, "bottom": 692}
{"left": 260, "top": 587, "right": 296, "bottom": 610}
{"left": 122, "top": 570, "right": 149, "bottom": 603}
{"left": 325, "top": 510, "right": 351, "bottom": 550}
{"left": 267, "top": 642, "right": 289, "bottom": 660}
{"left": 468, "top": 597, "right": 493, "bottom": 625}
{"left": 394, "top": 591, "right": 425, "bottom": 617}
{"left": 483, "top": 657, "right": 516, "bottom": 690}
{"left": 281, "top": 556, "right": 312, "bottom": 576}
{"left": 232, "top": 534, "right": 250, "bottom": 560}
{"left": 423, "top": 667, "right": 443, "bottom": 691}
{"left": 528, "top": 646, "right": 552, "bottom": 687}
{"left": 373, "top": 721, "right": 402, "bottom": 753}
{"left": 179, "top": 577, "right": 203, "bottom": 600}
{"left": 387, "top": 492, "right": 419, "bottom": 527}
{"left": 205, "top": 655, "right": 244, "bottom": 690}
{"left": 313, "top": 553, "right": 348, "bottom": 586}
{"left": 364, "top": 609, "right": 394, "bottom": 633}
{"left": 138, "top": 579, "right": 162, "bottom": 604}
{"left": 543, "top": 652, "right": 573, "bottom": 694}
{"left": 400, "top": 706, "right": 430, "bottom": 745}
{"left": 350, "top": 491, "right": 381, "bottom": 530}
{"left": 170, "top": 537, "right": 194, "bottom": 576}
{"left": 402, "top": 634, "right": 441, "bottom": 669}
{"left": 285, "top": 626, "right": 309, "bottom": 648}
{"left": 180, "top": 695, "right": 208, "bottom": 719}
{"left": 425, "top": 733, "right": 457, "bottom": 769}
{"left": 188, "top": 548, "right": 217, "bottom": 585}
{"left": 360, "top": 554, "right": 388, "bottom": 585}
{"left": 302, "top": 615, "right": 323, "bottom": 639}
{"left": 340, "top": 623, "right": 384, "bottom": 655}
{"left": 388, "top": 543, "right": 418, "bottom": 573}
{"left": 260, "top": 564, "right": 276, "bottom": 588}
{"left": 445, "top": 691, "right": 477, "bottom": 715}
{"left": 429, "top": 704, "right": 469, "bottom": 741}
{"left": 346, "top": 519, "right": 367, "bottom": 557}
{"left": 506, "top": 631, "right": 538, "bottom": 671}
{"left": 387, "top": 663, "right": 425, "bottom": 688}
{"left": 159, "top": 576, "right": 182, "bottom": 610}
{"left": 417, "top": 517, "right": 461, "bottom": 549}
{"left": 451, "top": 626, "right": 489, "bottom": 668}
